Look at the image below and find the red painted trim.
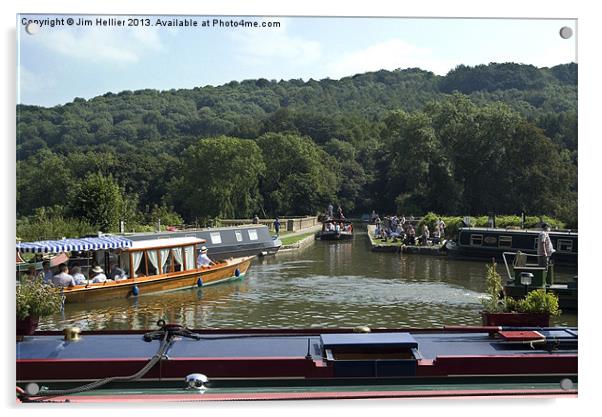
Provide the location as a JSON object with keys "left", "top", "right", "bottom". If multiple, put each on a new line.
{"left": 18, "top": 356, "right": 305, "bottom": 363}
{"left": 416, "top": 354, "right": 577, "bottom": 377}
{"left": 24, "top": 389, "right": 577, "bottom": 403}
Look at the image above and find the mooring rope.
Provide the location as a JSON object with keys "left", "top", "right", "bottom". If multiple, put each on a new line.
{"left": 19, "top": 326, "right": 174, "bottom": 402}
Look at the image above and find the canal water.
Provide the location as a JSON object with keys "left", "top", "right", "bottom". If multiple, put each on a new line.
{"left": 40, "top": 226, "right": 577, "bottom": 331}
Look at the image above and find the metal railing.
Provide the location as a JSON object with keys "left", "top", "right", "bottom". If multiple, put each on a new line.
{"left": 502, "top": 251, "right": 546, "bottom": 282}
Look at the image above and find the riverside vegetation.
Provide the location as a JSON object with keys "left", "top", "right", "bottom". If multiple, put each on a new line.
{"left": 17, "top": 63, "right": 577, "bottom": 240}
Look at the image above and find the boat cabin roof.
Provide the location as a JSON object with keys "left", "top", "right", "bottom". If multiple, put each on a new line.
{"left": 127, "top": 237, "right": 204, "bottom": 251}
{"left": 459, "top": 227, "right": 577, "bottom": 236}
{"left": 16, "top": 235, "right": 205, "bottom": 254}
{"left": 16, "top": 235, "right": 134, "bottom": 254}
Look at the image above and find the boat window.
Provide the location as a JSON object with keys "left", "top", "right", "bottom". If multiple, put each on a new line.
{"left": 210, "top": 232, "right": 222, "bottom": 244}
{"left": 184, "top": 245, "right": 195, "bottom": 270}
{"left": 498, "top": 236, "right": 512, "bottom": 248}
{"left": 120, "top": 254, "right": 131, "bottom": 277}
{"left": 159, "top": 248, "right": 170, "bottom": 274}
{"left": 132, "top": 251, "right": 144, "bottom": 277}
{"left": 145, "top": 250, "right": 159, "bottom": 276}
{"left": 470, "top": 234, "right": 483, "bottom": 246}
{"left": 135, "top": 252, "right": 150, "bottom": 277}
{"left": 557, "top": 239, "right": 573, "bottom": 253}
{"left": 533, "top": 238, "right": 539, "bottom": 250}
{"left": 170, "top": 247, "right": 183, "bottom": 272}
{"left": 248, "top": 229, "right": 258, "bottom": 241}
{"left": 235, "top": 231, "right": 243, "bottom": 242}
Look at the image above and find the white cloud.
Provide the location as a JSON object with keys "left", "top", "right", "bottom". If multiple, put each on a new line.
{"left": 27, "top": 23, "right": 165, "bottom": 64}
{"left": 325, "top": 38, "right": 455, "bottom": 78}
{"left": 229, "top": 18, "right": 322, "bottom": 66}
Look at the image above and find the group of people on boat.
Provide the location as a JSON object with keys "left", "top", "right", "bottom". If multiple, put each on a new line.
{"left": 373, "top": 214, "right": 446, "bottom": 246}
{"left": 21, "top": 260, "right": 127, "bottom": 288}
{"left": 323, "top": 221, "right": 353, "bottom": 233}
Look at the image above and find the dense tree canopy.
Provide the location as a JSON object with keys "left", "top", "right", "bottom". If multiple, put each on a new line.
{"left": 16, "top": 62, "right": 578, "bottom": 234}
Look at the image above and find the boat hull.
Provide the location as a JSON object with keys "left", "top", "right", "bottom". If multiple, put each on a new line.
{"left": 61, "top": 256, "right": 254, "bottom": 303}
{"left": 316, "top": 232, "right": 353, "bottom": 241}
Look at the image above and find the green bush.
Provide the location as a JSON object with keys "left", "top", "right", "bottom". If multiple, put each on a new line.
{"left": 17, "top": 208, "right": 97, "bottom": 241}
{"left": 515, "top": 289, "right": 561, "bottom": 316}
{"left": 16, "top": 277, "right": 64, "bottom": 320}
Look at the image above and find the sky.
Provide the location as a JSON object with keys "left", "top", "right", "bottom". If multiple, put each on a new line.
{"left": 17, "top": 15, "right": 577, "bottom": 107}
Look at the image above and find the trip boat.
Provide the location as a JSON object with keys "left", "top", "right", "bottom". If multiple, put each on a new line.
{"left": 124, "top": 224, "right": 281, "bottom": 261}
{"left": 16, "top": 322, "right": 577, "bottom": 402}
{"left": 445, "top": 227, "right": 577, "bottom": 266}
{"left": 315, "top": 219, "right": 353, "bottom": 241}
{"left": 501, "top": 251, "right": 577, "bottom": 310}
{"left": 15, "top": 236, "right": 254, "bottom": 303}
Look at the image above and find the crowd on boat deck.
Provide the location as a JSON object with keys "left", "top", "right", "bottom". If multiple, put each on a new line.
{"left": 323, "top": 221, "right": 353, "bottom": 233}
{"left": 372, "top": 213, "right": 446, "bottom": 246}
{"left": 22, "top": 260, "right": 129, "bottom": 288}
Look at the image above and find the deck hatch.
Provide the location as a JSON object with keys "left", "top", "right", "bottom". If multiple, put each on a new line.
{"left": 320, "top": 333, "right": 418, "bottom": 378}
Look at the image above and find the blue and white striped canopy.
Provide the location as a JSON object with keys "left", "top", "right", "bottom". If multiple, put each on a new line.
{"left": 16, "top": 236, "right": 133, "bottom": 253}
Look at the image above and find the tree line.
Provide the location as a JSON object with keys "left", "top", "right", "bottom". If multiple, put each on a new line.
{"left": 16, "top": 63, "right": 578, "bottom": 239}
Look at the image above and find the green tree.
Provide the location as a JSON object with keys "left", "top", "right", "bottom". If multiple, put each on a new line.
{"left": 256, "top": 132, "right": 340, "bottom": 215}
{"left": 69, "top": 173, "right": 127, "bottom": 232}
{"left": 174, "top": 136, "right": 266, "bottom": 221}
{"left": 16, "top": 149, "right": 74, "bottom": 216}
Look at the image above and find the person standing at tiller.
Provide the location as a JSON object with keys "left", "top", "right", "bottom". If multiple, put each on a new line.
{"left": 537, "top": 223, "right": 555, "bottom": 267}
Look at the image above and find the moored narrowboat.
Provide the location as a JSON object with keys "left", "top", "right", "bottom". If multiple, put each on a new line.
{"left": 446, "top": 227, "right": 577, "bottom": 266}
{"left": 16, "top": 322, "right": 577, "bottom": 402}
{"left": 124, "top": 224, "right": 281, "bottom": 260}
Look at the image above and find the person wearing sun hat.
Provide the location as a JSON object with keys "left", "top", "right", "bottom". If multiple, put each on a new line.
{"left": 197, "top": 246, "right": 215, "bottom": 268}
{"left": 90, "top": 265, "right": 108, "bottom": 283}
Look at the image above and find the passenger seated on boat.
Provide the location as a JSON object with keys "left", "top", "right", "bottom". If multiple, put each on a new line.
{"left": 380, "top": 226, "right": 389, "bottom": 241}
{"left": 89, "top": 266, "right": 107, "bottom": 283}
{"left": 52, "top": 264, "right": 75, "bottom": 288}
{"left": 109, "top": 264, "right": 127, "bottom": 281}
{"left": 197, "top": 246, "right": 215, "bottom": 268}
{"left": 419, "top": 225, "right": 430, "bottom": 246}
{"left": 71, "top": 266, "right": 87, "bottom": 285}
{"left": 37, "top": 260, "right": 54, "bottom": 284}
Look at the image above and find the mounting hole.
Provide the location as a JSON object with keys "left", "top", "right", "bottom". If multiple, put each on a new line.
{"left": 25, "top": 22, "right": 40, "bottom": 35}
{"left": 559, "top": 26, "right": 573, "bottom": 39}
{"left": 25, "top": 382, "right": 40, "bottom": 395}
{"left": 560, "top": 378, "right": 574, "bottom": 390}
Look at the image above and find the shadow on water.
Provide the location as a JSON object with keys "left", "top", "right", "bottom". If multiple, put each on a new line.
{"left": 40, "top": 223, "right": 577, "bottom": 330}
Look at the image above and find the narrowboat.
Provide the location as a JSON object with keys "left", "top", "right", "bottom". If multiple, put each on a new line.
{"left": 315, "top": 219, "right": 353, "bottom": 241}
{"left": 15, "top": 236, "right": 254, "bottom": 303}
{"left": 501, "top": 251, "right": 577, "bottom": 310}
{"left": 445, "top": 227, "right": 577, "bottom": 266}
{"left": 16, "top": 322, "right": 577, "bottom": 402}
{"left": 124, "top": 224, "right": 281, "bottom": 261}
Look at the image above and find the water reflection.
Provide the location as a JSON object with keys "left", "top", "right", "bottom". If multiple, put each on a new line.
{"left": 39, "top": 226, "right": 577, "bottom": 331}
